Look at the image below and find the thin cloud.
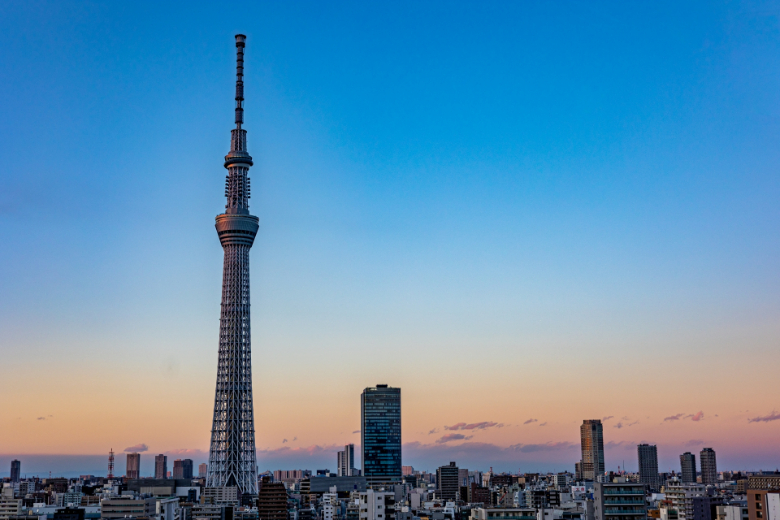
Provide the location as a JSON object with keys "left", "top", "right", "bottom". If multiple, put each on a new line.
{"left": 602, "top": 416, "right": 614, "bottom": 422}
{"left": 444, "top": 421, "right": 500, "bottom": 431}
{"left": 508, "top": 441, "right": 576, "bottom": 453}
{"left": 690, "top": 411, "right": 704, "bottom": 422}
{"left": 352, "top": 430, "right": 360, "bottom": 434}
{"left": 166, "top": 448, "right": 207, "bottom": 457}
{"left": 664, "top": 413, "right": 684, "bottom": 422}
{"left": 684, "top": 439, "right": 705, "bottom": 447}
{"left": 293, "top": 437, "right": 297, "bottom": 441}
{"left": 627, "top": 420, "right": 639, "bottom": 427}
{"left": 523, "top": 419, "right": 538, "bottom": 425}
{"left": 614, "top": 422, "right": 623, "bottom": 429}
{"left": 124, "top": 444, "right": 149, "bottom": 453}
{"left": 748, "top": 411, "right": 780, "bottom": 423}
{"left": 37, "top": 417, "right": 46, "bottom": 421}
{"left": 282, "top": 439, "right": 288, "bottom": 444}
{"left": 605, "top": 441, "right": 633, "bottom": 450}
{"left": 436, "top": 433, "right": 473, "bottom": 444}
{"left": 428, "top": 428, "right": 439, "bottom": 435}
{"left": 539, "top": 422, "right": 547, "bottom": 426}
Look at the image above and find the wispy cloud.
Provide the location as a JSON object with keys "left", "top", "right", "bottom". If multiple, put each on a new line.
{"left": 508, "top": 441, "right": 576, "bottom": 452}
{"left": 352, "top": 430, "right": 360, "bottom": 434}
{"left": 523, "top": 418, "right": 538, "bottom": 425}
{"left": 444, "top": 421, "right": 502, "bottom": 431}
{"left": 436, "top": 433, "right": 473, "bottom": 444}
{"left": 748, "top": 411, "right": 780, "bottom": 423}
{"left": 166, "top": 448, "right": 208, "bottom": 457}
{"left": 293, "top": 437, "right": 298, "bottom": 441}
{"left": 664, "top": 413, "right": 685, "bottom": 422}
{"left": 614, "top": 422, "right": 623, "bottom": 429}
{"left": 124, "top": 443, "right": 148, "bottom": 453}
{"left": 684, "top": 439, "right": 705, "bottom": 447}
{"left": 282, "top": 439, "right": 288, "bottom": 444}
{"left": 690, "top": 411, "right": 704, "bottom": 422}
{"left": 428, "top": 428, "right": 439, "bottom": 435}
{"left": 602, "top": 416, "right": 614, "bottom": 421}
{"left": 37, "top": 417, "right": 46, "bottom": 421}
{"left": 539, "top": 422, "right": 547, "bottom": 426}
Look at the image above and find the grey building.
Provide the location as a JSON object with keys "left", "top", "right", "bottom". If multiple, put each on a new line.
{"left": 437, "top": 462, "right": 459, "bottom": 501}
{"left": 338, "top": 445, "right": 356, "bottom": 477}
{"left": 361, "top": 385, "right": 402, "bottom": 488}
{"left": 581, "top": 420, "right": 605, "bottom": 480}
{"left": 680, "top": 453, "right": 697, "bottom": 484}
{"left": 700, "top": 448, "right": 717, "bottom": 486}
{"left": 638, "top": 444, "right": 660, "bottom": 490}
{"left": 155, "top": 455, "right": 168, "bottom": 479}
{"left": 594, "top": 482, "right": 647, "bottom": 520}
{"left": 173, "top": 459, "right": 193, "bottom": 479}
{"left": 10, "top": 461, "right": 20, "bottom": 483}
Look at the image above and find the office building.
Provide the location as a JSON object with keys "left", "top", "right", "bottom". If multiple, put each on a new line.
{"left": 594, "top": 482, "right": 647, "bottom": 520}
{"left": 581, "top": 420, "right": 605, "bottom": 480}
{"left": 437, "top": 462, "right": 460, "bottom": 501}
{"left": 155, "top": 455, "right": 168, "bottom": 479}
{"left": 749, "top": 476, "right": 780, "bottom": 490}
{"left": 126, "top": 453, "right": 141, "bottom": 479}
{"left": 638, "top": 444, "right": 660, "bottom": 490}
{"left": 10, "top": 461, "right": 20, "bottom": 483}
{"left": 747, "top": 490, "right": 780, "bottom": 520}
{"left": 666, "top": 483, "right": 707, "bottom": 520}
{"left": 358, "top": 490, "right": 395, "bottom": 520}
{"left": 402, "top": 466, "right": 414, "bottom": 476}
{"left": 173, "top": 459, "right": 194, "bottom": 479}
{"left": 101, "top": 498, "right": 156, "bottom": 520}
{"left": 700, "top": 448, "right": 717, "bottom": 486}
{"left": 206, "top": 34, "right": 260, "bottom": 497}
{"left": 257, "top": 476, "right": 288, "bottom": 520}
{"left": 338, "top": 445, "right": 356, "bottom": 477}
{"left": 199, "top": 464, "right": 208, "bottom": 478}
{"left": 361, "top": 385, "right": 402, "bottom": 488}
{"left": 680, "top": 453, "right": 697, "bottom": 484}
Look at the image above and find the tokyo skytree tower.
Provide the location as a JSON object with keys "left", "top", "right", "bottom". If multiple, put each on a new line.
{"left": 206, "top": 34, "right": 259, "bottom": 496}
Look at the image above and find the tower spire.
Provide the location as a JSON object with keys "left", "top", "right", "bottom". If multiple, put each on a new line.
{"left": 234, "top": 34, "right": 245, "bottom": 133}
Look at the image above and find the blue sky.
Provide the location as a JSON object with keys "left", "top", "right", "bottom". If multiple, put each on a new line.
{"left": 0, "top": 1, "right": 779, "bottom": 474}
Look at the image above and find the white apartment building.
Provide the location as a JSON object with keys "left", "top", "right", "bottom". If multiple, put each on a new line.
{"left": 359, "top": 490, "right": 395, "bottom": 520}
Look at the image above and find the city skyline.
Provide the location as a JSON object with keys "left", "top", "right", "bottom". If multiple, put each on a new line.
{"left": 1, "top": 1, "right": 780, "bottom": 476}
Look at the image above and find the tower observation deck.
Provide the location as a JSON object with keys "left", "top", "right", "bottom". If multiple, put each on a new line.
{"left": 206, "top": 34, "right": 259, "bottom": 497}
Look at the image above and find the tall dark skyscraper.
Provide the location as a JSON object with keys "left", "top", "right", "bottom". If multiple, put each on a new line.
{"left": 10, "top": 460, "right": 20, "bottom": 483}
{"left": 680, "top": 452, "right": 697, "bottom": 483}
{"left": 700, "top": 448, "right": 717, "bottom": 485}
{"left": 126, "top": 453, "right": 141, "bottom": 479}
{"left": 580, "top": 420, "right": 605, "bottom": 480}
{"left": 637, "top": 444, "right": 660, "bottom": 490}
{"left": 361, "top": 385, "right": 402, "bottom": 488}
{"left": 437, "top": 462, "right": 460, "bottom": 501}
{"left": 154, "top": 454, "right": 167, "bottom": 479}
{"left": 206, "top": 34, "right": 259, "bottom": 496}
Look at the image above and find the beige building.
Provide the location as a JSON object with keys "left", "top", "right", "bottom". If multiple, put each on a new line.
{"left": 0, "top": 488, "right": 22, "bottom": 520}
{"left": 101, "top": 497, "right": 156, "bottom": 520}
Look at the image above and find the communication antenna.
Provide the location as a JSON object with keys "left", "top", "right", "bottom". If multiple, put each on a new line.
{"left": 108, "top": 449, "right": 115, "bottom": 480}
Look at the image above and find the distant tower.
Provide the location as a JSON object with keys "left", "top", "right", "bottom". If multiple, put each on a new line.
{"left": 680, "top": 452, "right": 696, "bottom": 483}
{"left": 700, "top": 448, "right": 717, "bottom": 485}
{"left": 10, "top": 460, "right": 20, "bottom": 483}
{"left": 337, "top": 444, "right": 355, "bottom": 477}
{"left": 108, "top": 449, "right": 115, "bottom": 479}
{"left": 154, "top": 454, "right": 168, "bottom": 479}
{"left": 206, "top": 34, "right": 259, "bottom": 497}
{"left": 126, "top": 453, "right": 141, "bottom": 479}
{"left": 580, "top": 420, "right": 605, "bottom": 480}
{"left": 637, "top": 444, "right": 660, "bottom": 490}
{"left": 361, "top": 385, "right": 402, "bottom": 488}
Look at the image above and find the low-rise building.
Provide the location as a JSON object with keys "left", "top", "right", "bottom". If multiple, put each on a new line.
{"left": 100, "top": 498, "right": 156, "bottom": 520}
{"left": 594, "top": 482, "right": 647, "bottom": 520}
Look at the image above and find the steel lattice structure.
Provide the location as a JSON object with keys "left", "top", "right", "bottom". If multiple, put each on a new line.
{"left": 206, "top": 34, "right": 259, "bottom": 497}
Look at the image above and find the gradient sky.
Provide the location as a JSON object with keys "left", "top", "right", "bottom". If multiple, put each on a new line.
{"left": 1, "top": 1, "right": 779, "bottom": 478}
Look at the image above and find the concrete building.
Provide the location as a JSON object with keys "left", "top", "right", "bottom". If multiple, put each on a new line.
{"left": 748, "top": 490, "right": 780, "bottom": 520}
{"left": 200, "top": 464, "right": 209, "bottom": 479}
{"left": 0, "top": 487, "right": 21, "bottom": 520}
{"left": 402, "top": 467, "right": 414, "bottom": 477}
{"left": 638, "top": 445, "right": 660, "bottom": 491}
{"left": 581, "top": 420, "right": 605, "bottom": 481}
{"left": 126, "top": 453, "right": 141, "bottom": 479}
{"left": 749, "top": 476, "right": 780, "bottom": 491}
{"left": 358, "top": 490, "right": 395, "bottom": 520}
{"left": 322, "top": 493, "right": 338, "bottom": 520}
{"left": 437, "top": 463, "right": 460, "bottom": 501}
{"left": 9, "top": 461, "right": 20, "bottom": 484}
{"left": 700, "top": 450, "right": 717, "bottom": 486}
{"left": 470, "top": 508, "right": 537, "bottom": 520}
{"left": 100, "top": 498, "right": 156, "bottom": 520}
{"left": 665, "top": 484, "right": 707, "bottom": 520}
{"left": 680, "top": 454, "right": 697, "bottom": 484}
{"left": 594, "top": 482, "right": 647, "bottom": 520}
{"left": 155, "top": 455, "right": 168, "bottom": 479}
{"left": 338, "top": 445, "right": 356, "bottom": 477}
{"left": 203, "top": 487, "right": 239, "bottom": 506}
{"left": 361, "top": 385, "right": 402, "bottom": 489}
{"left": 717, "top": 505, "right": 749, "bottom": 520}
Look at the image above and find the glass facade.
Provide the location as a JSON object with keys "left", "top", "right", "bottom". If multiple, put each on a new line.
{"left": 361, "top": 385, "right": 402, "bottom": 488}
